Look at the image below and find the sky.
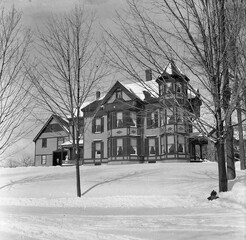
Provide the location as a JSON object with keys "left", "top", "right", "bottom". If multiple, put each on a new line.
{"left": 4, "top": 0, "right": 126, "bottom": 30}
{"left": 1, "top": 0, "right": 127, "bottom": 163}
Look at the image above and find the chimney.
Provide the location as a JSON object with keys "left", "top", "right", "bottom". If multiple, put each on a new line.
{"left": 96, "top": 91, "right": 100, "bottom": 100}
{"left": 145, "top": 69, "right": 152, "bottom": 81}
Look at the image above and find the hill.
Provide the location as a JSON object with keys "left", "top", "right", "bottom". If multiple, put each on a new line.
{"left": 0, "top": 162, "right": 245, "bottom": 240}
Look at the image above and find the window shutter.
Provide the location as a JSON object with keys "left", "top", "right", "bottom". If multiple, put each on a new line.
{"left": 108, "top": 139, "right": 110, "bottom": 157}
{"left": 112, "top": 112, "right": 116, "bottom": 129}
{"left": 91, "top": 142, "right": 95, "bottom": 159}
{"left": 145, "top": 138, "right": 149, "bottom": 155}
{"left": 113, "top": 138, "right": 117, "bottom": 156}
{"left": 154, "top": 112, "right": 158, "bottom": 128}
{"left": 124, "top": 111, "right": 130, "bottom": 127}
{"left": 101, "top": 141, "right": 104, "bottom": 158}
{"left": 123, "top": 137, "right": 128, "bottom": 156}
{"left": 92, "top": 118, "right": 96, "bottom": 133}
{"left": 107, "top": 113, "right": 110, "bottom": 130}
{"left": 155, "top": 138, "right": 159, "bottom": 156}
{"left": 147, "top": 112, "right": 151, "bottom": 128}
{"left": 137, "top": 137, "right": 141, "bottom": 156}
{"left": 101, "top": 117, "right": 104, "bottom": 132}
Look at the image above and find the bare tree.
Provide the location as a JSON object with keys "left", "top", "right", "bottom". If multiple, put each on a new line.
{"left": 0, "top": 5, "right": 34, "bottom": 157}
{"left": 29, "top": 6, "right": 108, "bottom": 197}
{"left": 104, "top": 0, "right": 246, "bottom": 191}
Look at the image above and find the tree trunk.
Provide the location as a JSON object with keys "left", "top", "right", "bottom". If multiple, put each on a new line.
{"left": 237, "top": 103, "right": 246, "bottom": 170}
{"left": 216, "top": 139, "right": 228, "bottom": 192}
{"left": 225, "top": 119, "right": 235, "bottom": 179}
{"left": 216, "top": 114, "right": 228, "bottom": 192}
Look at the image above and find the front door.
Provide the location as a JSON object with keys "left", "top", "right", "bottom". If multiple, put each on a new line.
{"left": 53, "top": 150, "right": 67, "bottom": 166}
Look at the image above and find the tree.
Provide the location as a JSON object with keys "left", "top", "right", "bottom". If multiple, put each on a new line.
{"left": 29, "top": 6, "right": 108, "bottom": 197}
{"left": 104, "top": 0, "right": 246, "bottom": 191}
{"left": 0, "top": 5, "right": 34, "bottom": 157}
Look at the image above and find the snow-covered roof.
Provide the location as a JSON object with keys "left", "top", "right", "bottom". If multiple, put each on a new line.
{"left": 61, "top": 139, "right": 83, "bottom": 147}
{"left": 163, "top": 61, "right": 184, "bottom": 75}
{"left": 67, "top": 101, "right": 91, "bottom": 118}
{"left": 123, "top": 80, "right": 159, "bottom": 101}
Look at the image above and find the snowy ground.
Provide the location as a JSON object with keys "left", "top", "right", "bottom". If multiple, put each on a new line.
{"left": 0, "top": 162, "right": 245, "bottom": 240}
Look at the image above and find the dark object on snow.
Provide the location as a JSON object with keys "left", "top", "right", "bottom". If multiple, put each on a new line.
{"left": 207, "top": 190, "right": 219, "bottom": 201}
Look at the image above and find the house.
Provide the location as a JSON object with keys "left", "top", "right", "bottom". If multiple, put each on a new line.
{"left": 33, "top": 115, "right": 69, "bottom": 166}
{"left": 82, "top": 60, "right": 203, "bottom": 164}
{"left": 34, "top": 60, "right": 204, "bottom": 166}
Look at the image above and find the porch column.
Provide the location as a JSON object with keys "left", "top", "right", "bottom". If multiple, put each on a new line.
{"left": 200, "top": 144, "right": 203, "bottom": 159}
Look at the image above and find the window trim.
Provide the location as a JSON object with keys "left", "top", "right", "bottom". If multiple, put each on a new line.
{"left": 116, "top": 88, "right": 122, "bottom": 99}
{"left": 42, "top": 138, "right": 47, "bottom": 148}
{"left": 41, "top": 155, "right": 47, "bottom": 165}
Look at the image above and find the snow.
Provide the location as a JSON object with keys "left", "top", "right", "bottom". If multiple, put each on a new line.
{"left": 0, "top": 162, "right": 245, "bottom": 240}
{"left": 123, "top": 80, "right": 159, "bottom": 100}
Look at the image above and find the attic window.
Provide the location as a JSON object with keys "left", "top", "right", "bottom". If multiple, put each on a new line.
{"left": 116, "top": 89, "right": 122, "bottom": 99}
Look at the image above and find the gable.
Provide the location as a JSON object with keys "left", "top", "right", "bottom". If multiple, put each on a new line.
{"left": 102, "top": 81, "right": 142, "bottom": 106}
{"left": 33, "top": 115, "right": 69, "bottom": 142}
{"left": 106, "top": 88, "right": 131, "bottom": 104}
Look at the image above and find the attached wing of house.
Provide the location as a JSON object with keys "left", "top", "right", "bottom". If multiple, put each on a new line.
{"left": 33, "top": 115, "right": 69, "bottom": 166}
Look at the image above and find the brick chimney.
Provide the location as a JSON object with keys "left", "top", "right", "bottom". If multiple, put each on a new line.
{"left": 145, "top": 69, "right": 152, "bottom": 81}
{"left": 96, "top": 91, "right": 100, "bottom": 100}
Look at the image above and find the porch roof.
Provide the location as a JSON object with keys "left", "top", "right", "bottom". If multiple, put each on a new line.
{"left": 61, "top": 140, "right": 83, "bottom": 147}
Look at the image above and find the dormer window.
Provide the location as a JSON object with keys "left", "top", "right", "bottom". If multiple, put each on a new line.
{"left": 166, "top": 82, "right": 173, "bottom": 93}
{"left": 159, "top": 84, "right": 164, "bottom": 96}
{"left": 116, "top": 88, "right": 122, "bottom": 99}
{"left": 176, "top": 83, "right": 182, "bottom": 93}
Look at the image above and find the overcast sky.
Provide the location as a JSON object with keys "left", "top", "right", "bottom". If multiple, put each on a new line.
{"left": 4, "top": 0, "right": 126, "bottom": 31}
{"left": 1, "top": 0, "right": 128, "bottom": 161}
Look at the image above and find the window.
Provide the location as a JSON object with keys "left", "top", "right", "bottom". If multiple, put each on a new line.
{"left": 95, "top": 118, "right": 101, "bottom": 132}
{"left": 117, "top": 138, "right": 123, "bottom": 156}
{"left": 147, "top": 111, "right": 158, "bottom": 128}
{"left": 149, "top": 138, "right": 156, "bottom": 155}
{"left": 160, "top": 135, "right": 166, "bottom": 154}
{"left": 95, "top": 142, "right": 101, "bottom": 158}
{"left": 41, "top": 155, "right": 47, "bottom": 165}
{"left": 159, "top": 84, "right": 164, "bottom": 96}
{"left": 92, "top": 141, "right": 103, "bottom": 159}
{"left": 130, "top": 138, "right": 137, "bottom": 155}
{"left": 167, "top": 135, "right": 175, "bottom": 154}
{"left": 116, "top": 88, "right": 122, "bottom": 99}
{"left": 166, "top": 82, "right": 173, "bottom": 93}
{"left": 176, "top": 109, "right": 183, "bottom": 123}
{"left": 129, "top": 112, "right": 137, "bottom": 127}
{"left": 117, "top": 112, "right": 123, "bottom": 127}
{"left": 177, "top": 135, "right": 185, "bottom": 153}
{"left": 176, "top": 83, "right": 182, "bottom": 93}
{"left": 57, "top": 137, "right": 64, "bottom": 149}
{"left": 92, "top": 117, "right": 104, "bottom": 133}
{"left": 166, "top": 108, "right": 175, "bottom": 124}
{"left": 160, "top": 109, "right": 166, "bottom": 126}
{"left": 42, "top": 138, "right": 47, "bottom": 148}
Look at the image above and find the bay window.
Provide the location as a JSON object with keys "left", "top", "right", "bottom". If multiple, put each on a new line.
{"left": 147, "top": 111, "right": 158, "bottom": 128}
{"left": 160, "top": 135, "right": 166, "bottom": 154}
{"left": 130, "top": 138, "right": 137, "bottom": 155}
{"left": 117, "top": 138, "right": 123, "bottom": 156}
{"left": 167, "top": 108, "right": 175, "bottom": 124}
{"left": 177, "top": 135, "right": 185, "bottom": 153}
{"left": 167, "top": 135, "right": 175, "bottom": 154}
{"left": 117, "top": 112, "right": 123, "bottom": 127}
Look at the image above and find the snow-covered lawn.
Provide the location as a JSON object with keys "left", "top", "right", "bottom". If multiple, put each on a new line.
{"left": 0, "top": 162, "right": 245, "bottom": 240}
